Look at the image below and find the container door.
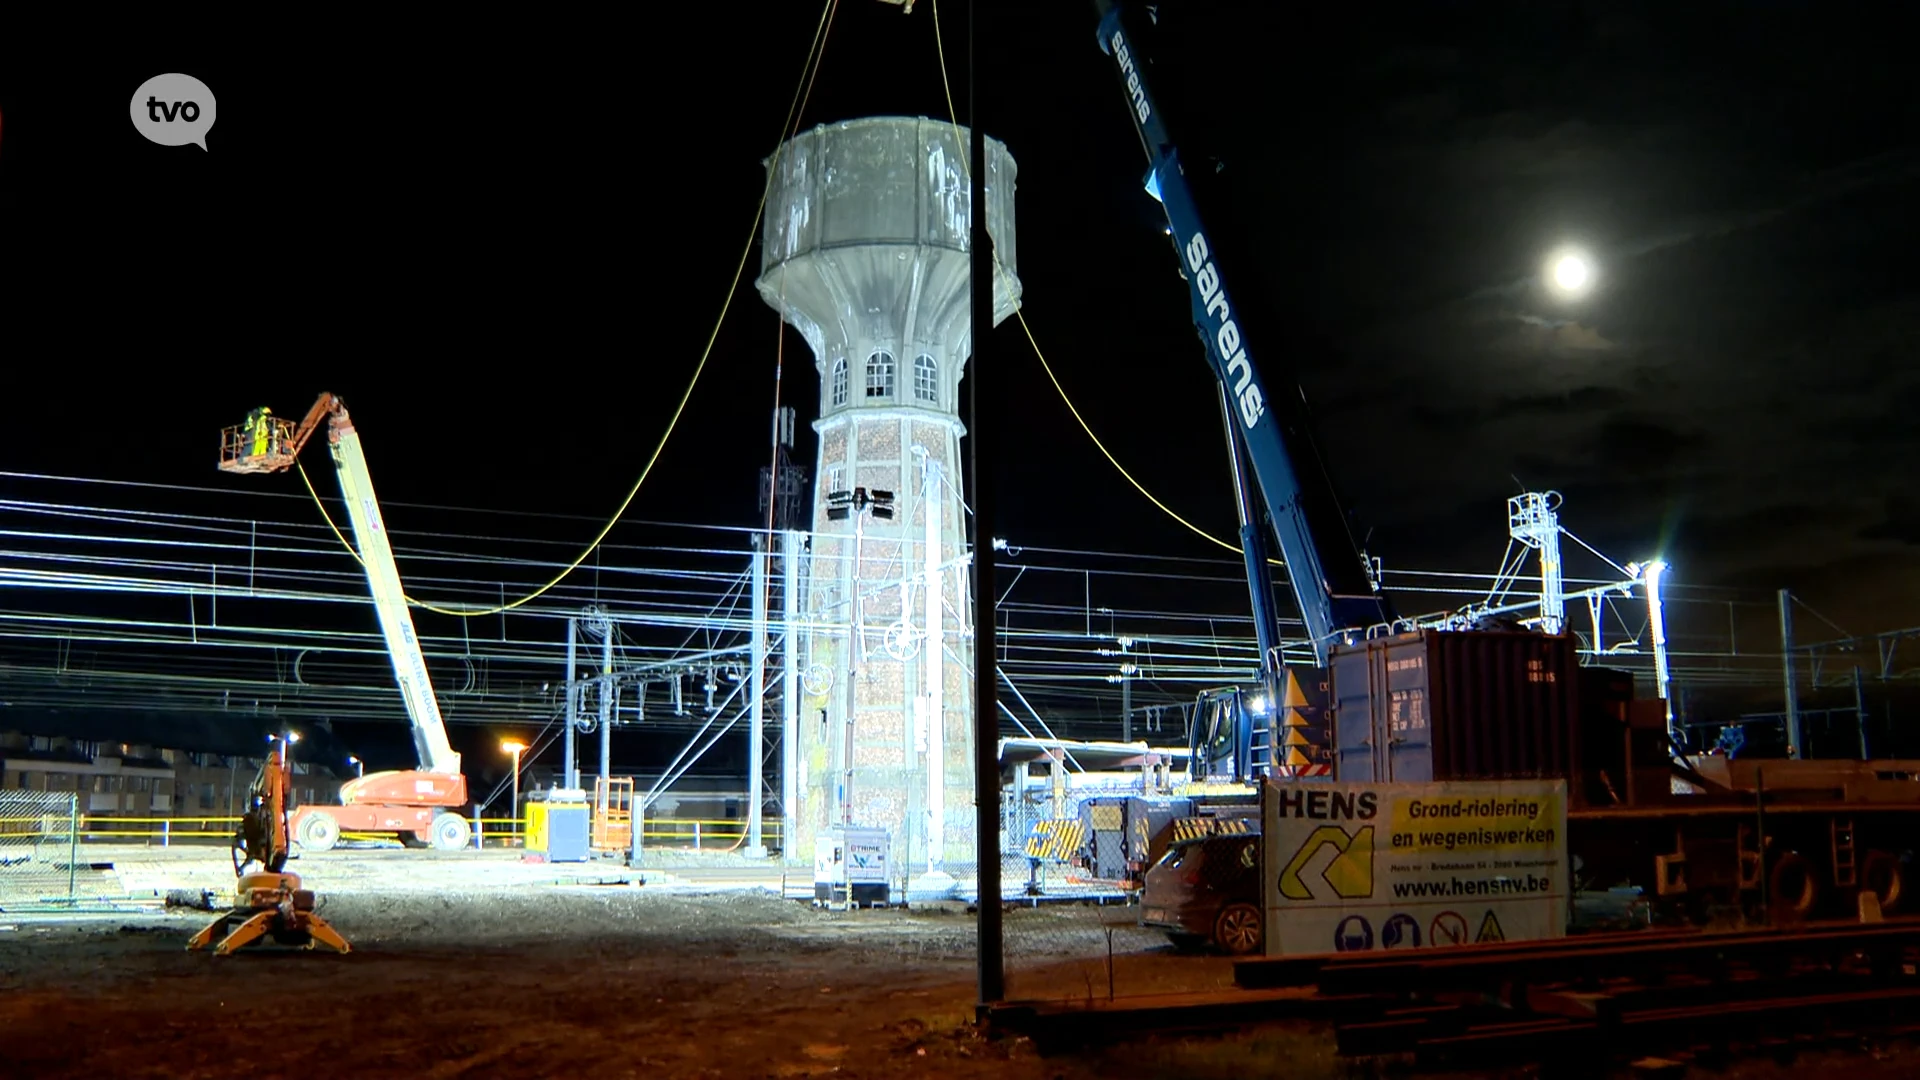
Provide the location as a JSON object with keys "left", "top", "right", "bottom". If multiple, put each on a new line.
{"left": 1330, "top": 645, "right": 1379, "bottom": 781}
{"left": 1382, "top": 636, "right": 1434, "bottom": 782}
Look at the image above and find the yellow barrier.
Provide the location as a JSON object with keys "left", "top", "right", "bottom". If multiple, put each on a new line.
{"left": 636, "top": 818, "right": 782, "bottom": 850}
{"left": 2, "top": 814, "right": 786, "bottom": 850}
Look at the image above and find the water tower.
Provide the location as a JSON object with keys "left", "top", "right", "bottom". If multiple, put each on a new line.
{"left": 756, "top": 116, "right": 1021, "bottom": 896}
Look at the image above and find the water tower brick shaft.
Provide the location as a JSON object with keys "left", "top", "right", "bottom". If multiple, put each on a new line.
{"left": 756, "top": 116, "right": 1021, "bottom": 873}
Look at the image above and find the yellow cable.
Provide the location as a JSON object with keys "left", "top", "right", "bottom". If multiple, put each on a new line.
{"left": 294, "top": 0, "right": 843, "bottom": 618}
{"left": 926, "top": 0, "right": 1270, "bottom": 563}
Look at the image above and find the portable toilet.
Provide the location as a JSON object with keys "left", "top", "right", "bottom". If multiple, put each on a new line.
{"left": 526, "top": 788, "right": 591, "bottom": 863}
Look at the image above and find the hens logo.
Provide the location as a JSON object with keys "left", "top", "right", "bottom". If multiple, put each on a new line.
{"left": 1277, "top": 825, "right": 1375, "bottom": 901}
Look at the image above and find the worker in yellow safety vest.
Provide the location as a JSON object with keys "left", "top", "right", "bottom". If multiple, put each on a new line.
{"left": 244, "top": 407, "right": 273, "bottom": 458}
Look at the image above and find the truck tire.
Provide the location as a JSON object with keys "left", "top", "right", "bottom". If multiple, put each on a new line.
{"left": 430, "top": 813, "right": 471, "bottom": 852}
{"left": 1862, "top": 850, "right": 1906, "bottom": 915}
{"left": 299, "top": 812, "right": 340, "bottom": 853}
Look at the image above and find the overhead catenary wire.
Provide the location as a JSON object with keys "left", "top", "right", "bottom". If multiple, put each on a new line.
{"left": 0, "top": 498, "right": 1757, "bottom": 638}
{"left": 0, "top": 469, "right": 1836, "bottom": 746}
{"left": 0, "top": 479, "right": 1767, "bottom": 601}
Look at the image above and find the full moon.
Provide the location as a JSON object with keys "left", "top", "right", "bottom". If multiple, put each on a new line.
{"left": 1553, "top": 254, "right": 1590, "bottom": 293}
{"left": 1546, "top": 249, "right": 1595, "bottom": 298}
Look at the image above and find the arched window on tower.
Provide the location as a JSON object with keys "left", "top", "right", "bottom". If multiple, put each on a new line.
{"left": 829, "top": 358, "right": 849, "bottom": 408}
{"left": 913, "top": 354, "right": 937, "bottom": 404}
{"left": 866, "top": 351, "right": 896, "bottom": 399}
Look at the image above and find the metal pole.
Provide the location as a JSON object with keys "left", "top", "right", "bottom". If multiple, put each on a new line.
{"left": 1121, "top": 660, "right": 1132, "bottom": 743}
{"left": 1754, "top": 765, "right": 1769, "bottom": 925}
{"left": 1641, "top": 562, "right": 1675, "bottom": 744}
{"left": 1778, "top": 589, "right": 1802, "bottom": 760}
{"left": 1853, "top": 665, "right": 1870, "bottom": 760}
{"left": 782, "top": 531, "right": 801, "bottom": 856}
{"left": 968, "top": 0, "right": 1005, "bottom": 1007}
{"left": 510, "top": 755, "right": 521, "bottom": 844}
{"left": 748, "top": 535, "right": 769, "bottom": 856}
{"left": 842, "top": 509, "right": 865, "bottom": 829}
{"left": 599, "top": 617, "right": 613, "bottom": 792}
{"left": 1215, "top": 383, "right": 1281, "bottom": 781}
{"left": 66, "top": 793, "right": 78, "bottom": 904}
{"left": 925, "top": 458, "right": 946, "bottom": 873}
{"left": 564, "top": 616, "right": 579, "bottom": 789}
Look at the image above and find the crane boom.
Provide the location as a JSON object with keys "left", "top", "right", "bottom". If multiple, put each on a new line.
{"left": 1093, "top": 1, "right": 1395, "bottom": 663}
{"left": 221, "top": 394, "right": 461, "bottom": 777}
{"left": 219, "top": 394, "right": 471, "bottom": 851}
{"left": 324, "top": 409, "right": 463, "bottom": 776}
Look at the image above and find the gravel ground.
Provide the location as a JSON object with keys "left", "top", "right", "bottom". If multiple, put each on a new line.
{"left": 1, "top": 848, "right": 1916, "bottom": 1079}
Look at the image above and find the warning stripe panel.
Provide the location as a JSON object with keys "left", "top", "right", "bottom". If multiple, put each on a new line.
{"left": 1167, "top": 816, "right": 1255, "bottom": 844}
{"left": 1023, "top": 819, "right": 1085, "bottom": 862}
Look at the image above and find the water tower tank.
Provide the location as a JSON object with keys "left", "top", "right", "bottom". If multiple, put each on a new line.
{"left": 757, "top": 116, "right": 1021, "bottom": 891}
{"left": 758, "top": 116, "right": 1020, "bottom": 360}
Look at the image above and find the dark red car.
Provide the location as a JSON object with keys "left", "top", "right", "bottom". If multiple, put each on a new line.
{"left": 1137, "top": 832, "right": 1265, "bottom": 955}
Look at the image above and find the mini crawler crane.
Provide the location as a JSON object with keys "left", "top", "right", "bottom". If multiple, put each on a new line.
{"left": 187, "top": 736, "right": 351, "bottom": 955}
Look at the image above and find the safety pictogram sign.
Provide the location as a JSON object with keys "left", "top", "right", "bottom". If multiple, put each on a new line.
{"left": 1334, "top": 914, "right": 1373, "bottom": 952}
{"left": 1476, "top": 909, "right": 1506, "bottom": 943}
{"left": 1429, "top": 911, "right": 1469, "bottom": 947}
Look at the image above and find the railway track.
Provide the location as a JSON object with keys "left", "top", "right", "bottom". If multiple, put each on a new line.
{"left": 986, "top": 919, "right": 1920, "bottom": 1068}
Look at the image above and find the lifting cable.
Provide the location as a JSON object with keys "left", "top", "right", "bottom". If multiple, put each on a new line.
{"left": 297, "top": 0, "right": 846, "bottom": 618}
{"left": 726, "top": 0, "right": 845, "bottom": 854}
{"left": 926, "top": 0, "right": 1275, "bottom": 565}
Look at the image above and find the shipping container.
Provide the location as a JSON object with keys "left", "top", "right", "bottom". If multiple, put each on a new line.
{"left": 1576, "top": 665, "right": 1636, "bottom": 807}
{"left": 1330, "top": 630, "right": 1582, "bottom": 784}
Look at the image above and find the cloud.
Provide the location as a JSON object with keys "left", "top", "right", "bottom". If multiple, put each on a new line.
{"left": 1138, "top": 2, "right": 1919, "bottom": 625}
{"left": 1503, "top": 317, "right": 1616, "bottom": 352}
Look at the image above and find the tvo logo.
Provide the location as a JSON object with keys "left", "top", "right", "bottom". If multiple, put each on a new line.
{"left": 130, "top": 73, "right": 217, "bottom": 151}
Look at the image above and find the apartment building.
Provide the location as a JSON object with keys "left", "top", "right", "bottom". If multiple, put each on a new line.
{"left": 0, "top": 727, "right": 346, "bottom": 818}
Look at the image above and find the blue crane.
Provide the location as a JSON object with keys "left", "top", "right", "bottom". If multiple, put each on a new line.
{"left": 1093, "top": 1, "right": 1397, "bottom": 781}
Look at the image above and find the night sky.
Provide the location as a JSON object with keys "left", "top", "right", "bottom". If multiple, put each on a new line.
{"left": 1, "top": 3, "right": 1915, "bottom": 764}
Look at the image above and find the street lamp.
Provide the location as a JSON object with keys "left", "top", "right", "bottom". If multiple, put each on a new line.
{"left": 1627, "top": 560, "right": 1674, "bottom": 737}
{"left": 500, "top": 740, "right": 527, "bottom": 844}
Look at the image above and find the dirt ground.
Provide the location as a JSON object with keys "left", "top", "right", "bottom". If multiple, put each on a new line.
{"left": 1, "top": 850, "right": 1917, "bottom": 1079}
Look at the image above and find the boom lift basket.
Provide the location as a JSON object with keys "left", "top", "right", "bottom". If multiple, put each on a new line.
{"left": 219, "top": 417, "right": 300, "bottom": 475}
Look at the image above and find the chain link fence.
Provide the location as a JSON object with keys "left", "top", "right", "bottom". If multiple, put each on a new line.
{"left": 0, "top": 790, "right": 84, "bottom": 910}
{"left": 1000, "top": 775, "right": 1264, "bottom": 1002}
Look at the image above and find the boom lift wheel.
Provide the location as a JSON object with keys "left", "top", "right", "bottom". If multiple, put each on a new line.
{"left": 430, "top": 812, "right": 471, "bottom": 852}
{"left": 299, "top": 812, "right": 340, "bottom": 853}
